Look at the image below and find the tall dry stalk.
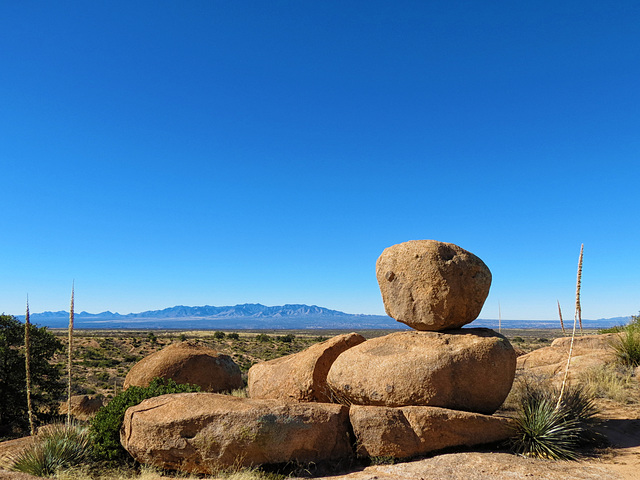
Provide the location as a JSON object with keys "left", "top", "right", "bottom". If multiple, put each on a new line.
{"left": 557, "top": 244, "right": 584, "bottom": 409}
{"left": 576, "top": 245, "right": 584, "bottom": 334}
{"left": 25, "top": 297, "right": 35, "bottom": 436}
{"left": 67, "top": 283, "right": 74, "bottom": 425}
{"left": 557, "top": 300, "right": 566, "bottom": 335}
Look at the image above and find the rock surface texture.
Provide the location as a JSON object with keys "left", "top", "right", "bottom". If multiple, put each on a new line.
{"left": 248, "top": 332, "right": 365, "bottom": 402}
{"left": 517, "top": 333, "right": 618, "bottom": 383}
{"left": 327, "top": 329, "right": 516, "bottom": 414}
{"left": 123, "top": 342, "right": 243, "bottom": 393}
{"left": 349, "top": 405, "right": 513, "bottom": 458}
{"left": 376, "top": 240, "right": 491, "bottom": 331}
{"left": 121, "top": 393, "right": 352, "bottom": 473}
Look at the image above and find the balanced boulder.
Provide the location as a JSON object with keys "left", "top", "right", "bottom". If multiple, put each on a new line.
{"left": 121, "top": 393, "right": 352, "bottom": 473}
{"left": 248, "top": 332, "right": 365, "bottom": 402}
{"left": 376, "top": 240, "right": 491, "bottom": 331}
{"left": 326, "top": 329, "right": 516, "bottom": 414}
{"left": 123, "top": 342, "right": 243, "bottom": 392}
{"left": 350, "top": 405, "right": 513, "bottom": 459}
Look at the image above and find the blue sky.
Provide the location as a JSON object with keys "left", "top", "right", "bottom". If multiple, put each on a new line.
{"left": 1, "top": 1, "right": 639, "bottom": 321}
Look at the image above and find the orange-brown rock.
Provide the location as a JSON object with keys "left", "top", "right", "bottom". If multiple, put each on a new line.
{"left": 517, "top": 333, "right": 618, "bottom": 383}
{"left": 376, "top": 240, "right": 492, "bottom": 331}
{"left": 121, "top": 393, "right": 352, "bottom": 473}
{"left": 123, "top": 342, "right": 242, "bottom": 392}
{"left": 248, "top": 332, "right": 365, "bottom": 402}
{"left": 350, "top": 405, "right": 513, "bottom": 458}
{"left": 58, "top": 395, "right": 103, "bottom": 420}
{"left": 326, "top": 329, "right": 516, "bottom": 414}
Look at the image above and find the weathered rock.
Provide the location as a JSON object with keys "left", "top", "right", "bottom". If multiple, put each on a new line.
{"left": 123, "top": 342, "right": 243, "bottom": 393}
{"left": 248, "top": 333, "right": 366, "bottom": 402}
{"left": 350, "top": 405, "right": 513, "bottom": 459}
{"left": 376, "top": 240, "right": 491, "bottom": 331}
{"left": 517, "top": 334, "right": 618, "bottom": 383}
{"left": 121, "top": 393, "right": 352, "bottom": 473}
{"left": 58, "top": 395, "right": 103, "bottom": 420}
{"left": 326, "top": 329, "right": 516, "bottom": 414}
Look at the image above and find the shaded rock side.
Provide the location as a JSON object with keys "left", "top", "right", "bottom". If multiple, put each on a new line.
{"left": 248, "top": 332, "right": 366, "bottom": 402}
{"left": 121, "top": 393, "right": 352, "bottom": 473}
{"left": 58, "top": 395, "right": 103, "bottom": 421}
{"left": 350, "top": 405, "right": 513, "bottom": 459}
{"left": 517, "top": 333, "right": 618, "bottom": 383}
{"left": 376, "top": 240, "right": 491, "bottom": 331}
{"left": 327, "top": 329, "right": 516, "bottom": 414}
{"left": 123, "top": 342, "right": 243, "bottom": 393}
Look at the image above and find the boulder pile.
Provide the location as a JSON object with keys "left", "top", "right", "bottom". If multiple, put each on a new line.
{"left": 122, "top": 240, "right": 516, "bottom": 473}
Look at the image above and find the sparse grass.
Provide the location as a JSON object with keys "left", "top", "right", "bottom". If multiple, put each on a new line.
{"left": 10, "top": 422, "right": 91, "bottom": 477}
{"left": 579, "top": 364, "right": 638, "bottom": 404}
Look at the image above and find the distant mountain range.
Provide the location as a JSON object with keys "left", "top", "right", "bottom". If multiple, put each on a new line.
{"left": 13, "top": 303, "right": 632, "bottom": 330}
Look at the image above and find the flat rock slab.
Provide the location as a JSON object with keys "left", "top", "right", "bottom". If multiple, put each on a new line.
{"left": 121, "top": 393, "right": 352, "bottom": 473}
{"left": 350, "top": 405, "right": 513, "bottom": 459}
{"left": 517, "top": 333, "right": 618, "bottom": 383}
{"left": 248, "top": 333, "right": 365, "bottom": 402}
{"left": 123, "top": 341, "right": 243, "bottom": 393}
{"left": 315, "top": 452, "right": 624, "bottom": 480}
{"left": 327, "top": 329, "right": 516, "bottom": 414}
{"left": 376, "top": 240, "right": 491, "bottom": 331}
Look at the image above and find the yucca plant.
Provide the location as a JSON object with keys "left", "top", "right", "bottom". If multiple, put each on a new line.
{"left": 10, "top": 422, "right": 91, "bottom": 477}
{"left": 511, "top": 393, "right": 582, "bottom": 460}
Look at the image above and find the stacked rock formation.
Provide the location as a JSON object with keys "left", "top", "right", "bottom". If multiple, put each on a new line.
{"left": 121, "top": 240, "right": 517, "bottom": 473}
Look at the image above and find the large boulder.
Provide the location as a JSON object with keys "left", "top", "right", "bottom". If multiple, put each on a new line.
{"left": 376, "top": 240, "right": 491, "bottom": 331}
{"left": 123, "top": 342, "right": 243, "bottom": 392}
{"left": 350, "top": 405, "right": 513, "bottom": 459}
{"left": 121, "top": 393, "right": 352, "bottom": 473}
{"left": 248, "top": 332, "right": 366, "bottom": 402}
{"left": 58, "top": 395, "right": 103, "bottom": 420}
{"left": 517, "top": 333, "right": 618, "bottom": 383}
{"left": 327, "top": 329, "right": 516, "bottom": 414}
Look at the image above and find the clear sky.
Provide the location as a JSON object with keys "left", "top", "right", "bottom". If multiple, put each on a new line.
{"left": 1, "top": 1, "right": 639, "bottom": 321}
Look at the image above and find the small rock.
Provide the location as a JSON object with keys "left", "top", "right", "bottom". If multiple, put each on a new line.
{"left": 123, "top": 342, "right": 243, "bottom": 392}
{"left": 248, "top": 332, "right": 365, "bottom": 402}
{"left": 58, "top": 395, "right": 103, "bottom": 420}
{"left": 376, "top": 240, "right": 491, "bottom": 331}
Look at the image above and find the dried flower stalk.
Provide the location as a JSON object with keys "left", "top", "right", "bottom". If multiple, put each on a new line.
{"left": 25, "top": 297, "right": 35, "bottom": 436}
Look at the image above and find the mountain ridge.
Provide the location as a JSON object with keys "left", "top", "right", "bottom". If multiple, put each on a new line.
{"left": 12, "top": 304, "right": 632, "bottom": 330}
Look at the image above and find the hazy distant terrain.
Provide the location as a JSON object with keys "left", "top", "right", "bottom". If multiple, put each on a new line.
{"left": 16, "top": 303, "right": 631, "bottom": 330}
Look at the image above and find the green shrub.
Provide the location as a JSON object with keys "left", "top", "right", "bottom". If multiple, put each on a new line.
{"left": 227, "top": 332, "right": 240, "bottom": 340}
{"left": 279, "top": 334, "right": 295, "bottom": 343}
{"left": 90, "top": 377, "right": 200, "bottom": 462}
{"left": 214, "top": 331, "right": 226, "bottom": 340}
{"left": 256, "top": 334, "right": 270, "bottom": 342}
{"left": 0, "top": 315, "right": 65, "bottom": 437}
{"left": 610, "top": 324, "right": 640, "bottom": 367}
{"left": 11, "top": 422, "right": 91, "bottom": 477}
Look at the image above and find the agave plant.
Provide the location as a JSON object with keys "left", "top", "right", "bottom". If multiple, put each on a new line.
{"left": 10, "top": 422, "right": 91, "bottom": 477}
{"left": 510, "top": 392, "right": 582, "bottom": 460}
